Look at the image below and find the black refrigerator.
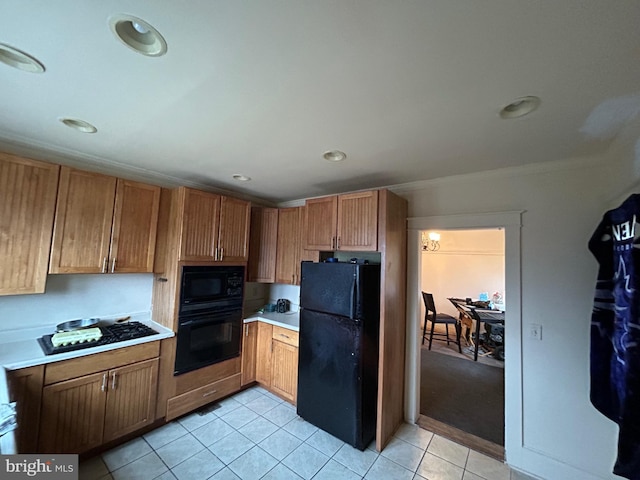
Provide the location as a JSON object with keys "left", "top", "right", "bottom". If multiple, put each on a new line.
{"left": 297, "top": 261, "right": 381, "bottom": 450}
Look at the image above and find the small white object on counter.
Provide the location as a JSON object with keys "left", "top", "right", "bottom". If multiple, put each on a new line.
{"left": 244, "top": 311, "right": 299, "bottom": 331}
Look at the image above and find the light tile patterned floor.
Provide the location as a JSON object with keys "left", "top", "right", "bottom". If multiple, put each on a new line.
{"left": 79, "top": 386, "right": 536, "bottom": 480}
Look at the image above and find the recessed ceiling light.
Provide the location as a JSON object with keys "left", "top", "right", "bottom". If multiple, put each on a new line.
{"left": 499, "top": 96, "right": 541, "bottom": 119}
{"left": 232, "top": 174, "right": 251, "bottom": 182}
{"left": 323, "top": 150, "right": 347, "bottom": 162}
{"left": 59, "top": 118, "right": 97, "bottom": 134}
{"left": 109, "top": 15, "right": 167, "bottom": 57}
{"left": 0, "top": 43, "right": 45, "bottom": 73}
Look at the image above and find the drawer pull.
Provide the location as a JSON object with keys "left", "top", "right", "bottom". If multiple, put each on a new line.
{"left": 278, "top": 333, "right": 290, "bottom": 339}
{"left": 203, "top": 389, "right": 218, "bottom": 397}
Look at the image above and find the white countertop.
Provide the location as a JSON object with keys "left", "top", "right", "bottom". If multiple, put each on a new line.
{"left": 244, "top": 311, "right": 300, "bottom": 331}
{"left": 0, "top": 315, "right": 174, "bottom": 371}
{"left": 0, "top": 314, "right": 173, "bottom": 454}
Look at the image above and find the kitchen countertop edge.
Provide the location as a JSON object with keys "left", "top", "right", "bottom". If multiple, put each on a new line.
{"left": 0, "top": 319, "right": 174, "bottom": 371}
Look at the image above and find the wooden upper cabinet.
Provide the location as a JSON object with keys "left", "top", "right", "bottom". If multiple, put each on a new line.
{"left": 248, "top": 207, "right": 278, "bottom": 282}
{"left": 49, "top": 167, "right": 161, "bottom": 274}
{"left": 275, "top": 207, "right": 303, "bottom": 285}
{"left": 177, "top": 187, "right": 250, "bottom": 262}
{"left": 0, "top": 153, "right": 59, "bottom": 295}
{"left": 304, "top": 190, "right": 379, "bottom": 252}
{"left": 218, "top": 196, "right": 251, "bottom": 262}
{"left": 49, "top": 167, "right": 116, "bottom": 273}
{"left": 179, "top": 187, "right": 220, "bottom": 261}
{"left": 337, "top": 190, "right": 378, "bottom": 251}
{"left": 110, "top": 179, "right": 161, "bottom": 273}
{"left": 304, "top": 196, "right": 338, "bottom": 250}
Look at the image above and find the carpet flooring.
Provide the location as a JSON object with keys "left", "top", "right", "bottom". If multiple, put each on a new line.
{"left": 420, "top": 347, "right": 505, "bottom": 445}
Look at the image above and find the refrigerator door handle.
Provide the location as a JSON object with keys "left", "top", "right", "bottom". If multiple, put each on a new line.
{"left": 349, "top": 276, "right": 357, "bottom": 319}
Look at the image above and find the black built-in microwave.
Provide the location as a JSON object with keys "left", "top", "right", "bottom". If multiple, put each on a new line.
{"left": 179, "top": 265, "right": 245, "bottom": 315}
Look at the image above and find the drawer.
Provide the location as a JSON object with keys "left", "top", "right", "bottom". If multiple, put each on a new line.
{"left": 45, "top": 341, "right": 160, "bottom": 385}
{"left": 166, "top": 373, "right": 241, "bottom": 421}
{"left": 272, "top": 325, "right": 299, "bottom": 347}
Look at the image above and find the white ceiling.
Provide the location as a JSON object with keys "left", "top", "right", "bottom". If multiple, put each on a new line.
{"left": 1, "top": 1, "right": 639, "bottom": 203}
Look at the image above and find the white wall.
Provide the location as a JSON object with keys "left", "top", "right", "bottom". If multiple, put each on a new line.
{"left": 0, "top": 274, "right": 153, "bottom": 332}
{"left": 421, "top": 229, "right": 505, "bottom": 318}
{"left": 395, "top": 156, "right": 627, "bottom": 480}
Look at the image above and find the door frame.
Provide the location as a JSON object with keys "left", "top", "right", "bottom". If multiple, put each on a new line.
{"left": 405, "top": 211, "right": 523, "bottom": 463}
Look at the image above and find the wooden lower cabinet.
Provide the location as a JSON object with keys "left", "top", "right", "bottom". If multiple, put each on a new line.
{"left": 7, "top": 365, "right": 44, "bottom": 453}
{"left": 103, "top": 358, "right": 159, "bottom": 442}
{"left": 39, "top": 372, "right": 107, "bottom": 454}
{"left": 247, "top": 321, "right": 299, "bottom": 404}
{"left": 255, "top": 322, "right": 273, "bottom": 387}
{"left": 38, "top": 347, "right": 159, "bottom": 454}
{"left": 270, "top": 340, "right": 298, "bottom": 403}
{"left": 241, "top": 322, "right": 258, "bottom": 386}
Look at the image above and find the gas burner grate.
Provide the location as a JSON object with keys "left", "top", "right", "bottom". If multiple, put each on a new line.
{"left": 38, "top": 321, "right": 158, "bottom": 355}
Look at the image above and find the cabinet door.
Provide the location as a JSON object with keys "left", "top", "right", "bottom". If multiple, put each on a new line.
{"left": 103, "top": 358, "right": 159, "bottom": 442}
{"left": 271, "top": 340, "right": 298, "bottom": 404}
{"left": 304, "top": 196, "right": 337, "bottom": 250}
{"left": 7, "top": 365, "right": 44, "bottom": 453}
{"left": 38, "top": 372, "right": 107, "bottom": 454}
{"left": 336, "top": 190, "right": 378, "bottom": 251}
{"left": 241, "top": 322, "right": 258, "bottom": 386}
{"left": 275, "top": 207, "right": 302, "bottom": 285}
{"left": 49, "top": 167, "right": 117, "bottom": 273}
{"left": 248, "top": 207, "right": 278, "bottom": 282}
{"left": 255, "top": 322, "right": 273, "bottom": 387}
{"left": 109, "top": 179, "right": 161, "bottom": 273}
{"left": 0, "top": 154, "right": 59, "bottom": 295}
{"left": 218, "top": 196, "right": 251, "bottom": 262}
{"left": 179, "top": 187, "right": 220, "bottom": 261}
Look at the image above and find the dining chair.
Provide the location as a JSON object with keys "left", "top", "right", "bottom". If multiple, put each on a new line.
{"left": 422, "top": 292, "right": 462, "bottom": 352}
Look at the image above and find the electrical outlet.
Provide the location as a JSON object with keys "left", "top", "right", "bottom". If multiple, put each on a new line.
{"left": 530, "top": 323, "right": 542, "bottom": 340}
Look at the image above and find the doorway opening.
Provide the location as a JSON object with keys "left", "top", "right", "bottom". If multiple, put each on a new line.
{"left": 418, "top": 228, "right": 505, "bottom": 457}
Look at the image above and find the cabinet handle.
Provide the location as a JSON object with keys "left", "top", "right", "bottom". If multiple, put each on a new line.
{"left": 214, "top": 247, "right": 218, "bottom": 261}
{"left": 332, "top": 237, "right": 336, "bottom": 249}
{"left": 101, "top": 373, "right": 107, "bottom": 392}
{"left": 278, "top": 333, "right": 290, "bottom": 339}
{"left": 101, "top": 257, "right": 108, "bottom": 274}
{"left": 337, "top": 236, "right": 341, "bottom": 249}
{"left": 203, "top": 389, "right": 218, "bottom": 397}
{"left": 220, "top": 248, "right": 224, "bottom": 261}
{"left": 292, "top": 274, "right": 295, "bottom": 284}
{"left": 111, "top": 372, "right": 117, "bottom": 390}
{"left": 111, "top": 258, "right": 116, "bottom": 273}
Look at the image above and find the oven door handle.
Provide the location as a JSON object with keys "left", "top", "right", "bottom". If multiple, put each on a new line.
{"left": 179, "top": 311, "right": 239, "bottom": 327}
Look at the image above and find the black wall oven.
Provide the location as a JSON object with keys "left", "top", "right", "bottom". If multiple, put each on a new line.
{"left": 174, "top": 265, "right": 245, "bottom": 376}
